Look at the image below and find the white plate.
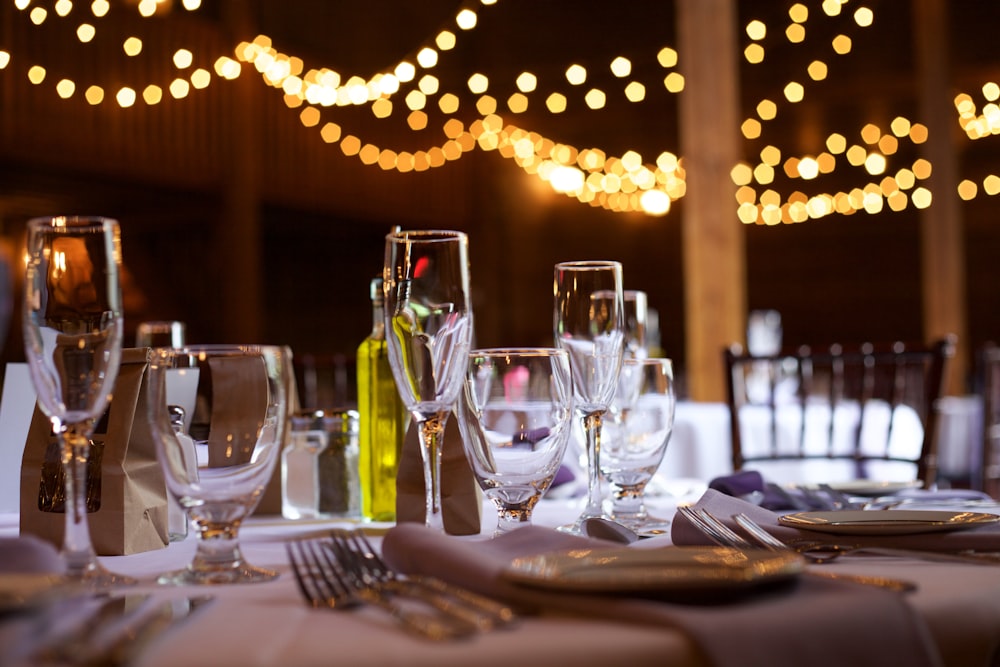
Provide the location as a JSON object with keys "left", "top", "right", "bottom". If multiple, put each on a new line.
{"left": 502, "top": 546, "right": 803, "bottom": 594}
{"left": 778, "top": 510, "right": 1000, "bottom": 535}
{"left": 790, "top": 480, "right": 923, "bottom": 497}
{"left": 0, "top": 573, "right": 65, "bottom": 615}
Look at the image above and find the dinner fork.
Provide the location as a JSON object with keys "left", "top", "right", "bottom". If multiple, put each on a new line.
{"left": 286, "top": 538, "right": 469, "bottom": 640}
{"left": 678, "top": 506, "right": 917, "bottom": 592}
{"left": 328, "top": 529, "right": 517, "bottom": 631}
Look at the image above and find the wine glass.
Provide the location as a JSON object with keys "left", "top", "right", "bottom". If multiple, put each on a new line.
{"left": 383, "top": 230, "right": 473, "bottom": 532}
{"left": 457, "top": 348, "right": 574, "bottom": 536}
{"left": 22, "top": 215, "right": 131, "bottom": 586}
{"left": 623, "top": 290, "right": 649, "bottom": 361}
{"left": 553, "top": 260, "right": 625, "bottom": 534}
{"left": 148, "top": 344, "right": 289, "bottom": 585}
{"left": 601, "top": 357, "right": 676, "bottom": 535}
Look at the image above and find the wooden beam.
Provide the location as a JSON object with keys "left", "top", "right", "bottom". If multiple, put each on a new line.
{"left": 676, "top": 0, "right": 745, "bottom": 401}
{"left": 914, "top": 0, "right": 967, "bottom": 394}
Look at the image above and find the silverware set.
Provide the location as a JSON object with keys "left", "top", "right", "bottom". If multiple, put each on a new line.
{"left": 676, "top": 506, "right": 918, "bottom": 592}
{"left": 287, "top": 529, "right": 516, "bottom": 640}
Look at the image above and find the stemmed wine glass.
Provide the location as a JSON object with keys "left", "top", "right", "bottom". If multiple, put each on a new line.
{"left": 623, "top": 290, "right": 649, "bottom": 361}
{"left": 601, "top": 357, "right": 676, "bottom": 535}
{"left": 553, "top": 260, "right": 624, "bottom": 534}
{"left": 148, "top": 345, "right": 289, "bottom": 584}
{"left": 22, "top": 215, "right": 131, "bottom": 586}
{"left": 457, "top": 348, "right": 574, "bottom": 536}
{"left": 383, "top": 230, "right": 473, "bottom": 532}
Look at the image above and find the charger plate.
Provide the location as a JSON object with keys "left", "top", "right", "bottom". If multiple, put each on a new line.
{"left": 779, "top": 510, "right": 1000, "bottom": 535}
{"left": 502, "top": 546, "right": 802, "bottom": 593}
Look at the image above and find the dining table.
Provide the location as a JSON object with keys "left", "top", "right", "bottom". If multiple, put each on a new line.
{"left": 4, "top": 485, "right": 1000, "bottom": 667}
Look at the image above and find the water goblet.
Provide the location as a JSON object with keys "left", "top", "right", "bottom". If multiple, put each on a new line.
{"left": 148, "top": 344, "right": 289, "bottom": 585}
{"left": 553, "top": 260, "right": 625, "bottom": 534}
{"left": 383, "top": 230, "right": 473, "bottom": 532}
{"left": 457, "top": 348, "right": 574, "bottom": 536}
{"left": 22, "top": 215, "right": 132, "bottom": 587}
{"left": 601, "top": 357, "right": 676, "bottom": 534}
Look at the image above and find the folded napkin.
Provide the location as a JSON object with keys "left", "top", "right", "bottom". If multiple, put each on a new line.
{"left": 0, "top": 535, "right": 63, "bottom": 574}
{"left": 707, "top": 470, "right": 795, "bottom": 509}
{"left": 673, "top": 488, "right": 1000, "bottom": 553}
{"left": 383, "top": 524, "right": 941, "bottom": 667}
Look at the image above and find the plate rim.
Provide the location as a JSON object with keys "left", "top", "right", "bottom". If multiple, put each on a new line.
{"left": 778, "top": 509, "right": 1000, "bottom": 535}
{"left": 501, "top": 545, "right": 803, "bottom": 593}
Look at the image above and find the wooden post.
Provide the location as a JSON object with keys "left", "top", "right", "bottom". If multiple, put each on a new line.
{"left": 676, "top": 0, "right": 745, "bottom": 401}
{"left": 914, "top": 0, "right": 967, "bottom": 395}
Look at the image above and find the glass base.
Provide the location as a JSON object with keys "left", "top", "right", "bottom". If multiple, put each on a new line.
{"left": 64, "top": 554, "right": 137, "bottom": 588}
{"left": 157, "top": 562, "right": 278, "bottom": 586}
{"left": 608, "top": 512, "right": 672, "bottom": 537}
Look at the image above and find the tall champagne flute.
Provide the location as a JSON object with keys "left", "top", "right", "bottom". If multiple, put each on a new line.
{"left": 22, "top": 215, "right": 131, "bottom": 586}
{"left": 554, "top": 260, "right": 624, "bottom": 534}
{"left": 384, "top": 230, "right": 473, "bottom": 532}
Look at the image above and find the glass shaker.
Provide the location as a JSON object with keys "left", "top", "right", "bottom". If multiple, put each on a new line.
{"left": 282, "top": 410, "right": 329, "bottom": 520}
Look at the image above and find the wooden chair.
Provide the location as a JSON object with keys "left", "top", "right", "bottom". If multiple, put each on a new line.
{"left": 723, "top": 336, "right": 956, "bottom": 488}
{"left": 978, "top": 344, "right": 1000, "bottom": 497}
{"left": 293, "top": 353, "right": 357, "bottom": 410}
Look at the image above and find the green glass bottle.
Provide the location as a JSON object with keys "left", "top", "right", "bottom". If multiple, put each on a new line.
{"left": 357, "top": 277, "right": 408, "bottom": 522}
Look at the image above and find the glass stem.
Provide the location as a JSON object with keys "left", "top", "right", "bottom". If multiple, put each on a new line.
{"left": 60, "top": 425, "right": 98, "bottom": 577}
{"left": 191, "top": 521, "right": 244, "bottom": 572}
{"left": 611, "top": 484, "right": 647, "bottom": 522}
{"left": 582, "top": 410, "right": 605, "bottom": 519}
{"left": 416, "top": 411, "right": 447, "bottom": 532}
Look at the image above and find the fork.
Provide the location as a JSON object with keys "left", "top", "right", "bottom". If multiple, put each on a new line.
{"left": 677, "top": 506, "right": 917, "bottom": 592}
{"left": 286, "top": 538, "right": 469, "bottom": 640}
{"left": 329, "top": 529, "right": 517, "bottom": 631}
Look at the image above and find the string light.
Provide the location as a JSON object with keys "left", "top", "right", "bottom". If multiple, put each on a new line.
{"left": 0, "top": 0, "right": 982, "bottom": 220}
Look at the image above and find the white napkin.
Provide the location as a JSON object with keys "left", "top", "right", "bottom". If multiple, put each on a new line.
{"left": 383, "top": 524, "right": 942, "bottom": 667}
{"left": 0, "top": 535, "right": 62, "bottom": 574}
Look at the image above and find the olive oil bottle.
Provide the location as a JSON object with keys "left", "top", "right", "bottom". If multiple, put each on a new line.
{"left": 356, "top": 277, "right": 408, "bottom": 521}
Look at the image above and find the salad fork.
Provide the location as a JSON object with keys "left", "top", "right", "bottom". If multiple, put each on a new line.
{"left": 287, "top": 537, "right": 469, "bottom": 640}
{"left": 328, "top": 529, "right": 517, "bottom": 631}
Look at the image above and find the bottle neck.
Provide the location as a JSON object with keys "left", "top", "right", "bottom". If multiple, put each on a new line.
{"left": 371, "top": 301, "right": 385, "bottom": 337}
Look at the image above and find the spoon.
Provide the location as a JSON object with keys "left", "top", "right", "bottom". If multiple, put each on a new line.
{"left": 581, "top": 517, "right": 639, "bottom": 544}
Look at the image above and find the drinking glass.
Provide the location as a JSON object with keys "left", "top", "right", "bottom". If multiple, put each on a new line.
{"left": 383, "top": 230, "right": 473, "bottom": 532}
{"left": 135, "top": 320, "right": 186, "bottom": 348}
{"left": 22, "top": 215, "right": 130, "bottom": 586}
{"left": 602, "top": 357, "right": 676, "bottom": 534}
{"left": 553, "top": 260, "right": 624, "bottom": 534}
{"left": 148, "top": 345, "right": 289, "bottom": 585}
{"left": 457, "top": 348, "right": 574, "bottom": 536}
{"left": 623, "top": 290, "right": 649, "bottom": 361}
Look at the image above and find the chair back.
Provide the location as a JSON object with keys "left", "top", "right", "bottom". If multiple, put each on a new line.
{"left": 723, "top": 337, "right": 955, "bottom": 488}
{"left": 978, "top": 344, "right": 1000, "bottom": 497}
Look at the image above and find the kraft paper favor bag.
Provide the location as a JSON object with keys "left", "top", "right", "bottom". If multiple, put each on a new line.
{"left": 254, "top": 345, "right": 298, "bottom": 516}
{"left": 396, "top": 413, "right": 482, "bottom": 535}
{"left": 20, "top": 347, "right": 168, "bottom": 555}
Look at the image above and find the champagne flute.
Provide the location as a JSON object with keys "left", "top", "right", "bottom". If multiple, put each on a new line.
{"left": 602, "top": 357, "right": 676, "bottom": 535}
{"left": 22, "top": 215, "right": 132, "bottom": 586}
{"left": 553, "top": 260, "right": 625, "bottom": 534}
{"left": 623, "top": 290, "right": 649, "bottom": 361}
{"left": 457, "top": 348, "right": 574, "bottom": 536}
{"left": 383, "top": 230, "right": 473, "bottom": 532}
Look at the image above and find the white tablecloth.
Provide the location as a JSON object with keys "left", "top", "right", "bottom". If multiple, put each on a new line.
{"left": 3, "top": 493, "right": 1000, "bottom": 667}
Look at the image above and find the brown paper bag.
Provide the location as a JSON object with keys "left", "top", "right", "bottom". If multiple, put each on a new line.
{"left": 396, "top": 412, "right": 482, "bottom": 535}
{"left": 19, "top": 347, "right": 168, "bottom": 555}
{"left": 253, "top": 345, "right": 298, "bottom": 516}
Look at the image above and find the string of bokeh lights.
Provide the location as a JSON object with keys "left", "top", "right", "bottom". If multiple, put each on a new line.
{"left": 1, "top": 0, "right": 997, "bottom": 222}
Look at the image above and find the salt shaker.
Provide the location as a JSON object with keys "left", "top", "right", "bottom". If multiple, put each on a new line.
{"left": 282, "top": 410, "right": 329, "bottom": 520}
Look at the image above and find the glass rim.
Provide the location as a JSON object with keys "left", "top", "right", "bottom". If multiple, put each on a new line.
{"left": 386, "top": 229, "right": 467, "bottom": 242}
{"left": 623, "top": 356, "right": 673, "bottom": 366}
{"left": 27, "top": 215, "right": 119, "bottom": 230}
{"left": 150, "top": 343, "right": 286, "bottom": 356}
{"left": 470, "top": 346, "right": 567, "bottom": 358}
{"left": 554, "top": 260, "right": 622, "bottom": 270}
